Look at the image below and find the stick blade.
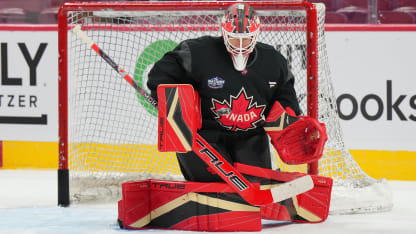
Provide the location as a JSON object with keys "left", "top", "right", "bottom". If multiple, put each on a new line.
{"left": 270, "top": 175, "right": 314, "bottom": 202}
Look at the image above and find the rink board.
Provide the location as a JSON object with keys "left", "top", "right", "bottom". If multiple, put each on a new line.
{"left": 1, "top": 141, "right": 415, "bottom": 180}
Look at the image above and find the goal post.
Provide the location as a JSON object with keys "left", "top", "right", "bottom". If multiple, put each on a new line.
{"left": 57, "top": 1, "right": 392, "bottom": 214}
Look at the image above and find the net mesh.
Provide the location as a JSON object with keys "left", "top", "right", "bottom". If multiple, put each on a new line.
{"left": 62, "top": 2, "right": 392, "bottom": 213}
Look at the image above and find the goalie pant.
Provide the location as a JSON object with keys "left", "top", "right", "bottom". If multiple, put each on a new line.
{"left": 177, "top": 128, "right": 272, "bottom": 182}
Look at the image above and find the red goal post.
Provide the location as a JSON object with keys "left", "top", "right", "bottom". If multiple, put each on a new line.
{"left": 57, "top": 1, "right": 392, "bottom": 214}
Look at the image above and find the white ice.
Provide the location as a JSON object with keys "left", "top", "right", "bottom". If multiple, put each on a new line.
{"left": 0, "top": 170, "right": 415, "bottom": 234}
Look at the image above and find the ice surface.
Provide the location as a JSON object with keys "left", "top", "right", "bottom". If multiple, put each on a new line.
{"left": 0, "top": 170, "right": 415, "bottom": 234}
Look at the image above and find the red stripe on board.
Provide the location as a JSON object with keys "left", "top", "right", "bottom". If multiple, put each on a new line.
{"left": 0, "top": 141, "right": 3, "bottom": 167}
{"left": 0, "top": 24, "right": 58, "bottom": 31}
{"left": 2, "top": 23, "right": 416, "bottom": 32}
{"left": 325, "top": 24, "right": 416, "bottom": 31}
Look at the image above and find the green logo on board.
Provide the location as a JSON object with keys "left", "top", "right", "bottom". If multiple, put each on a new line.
{"left": 134, "top": 40, "right": 178, "bottom": 117}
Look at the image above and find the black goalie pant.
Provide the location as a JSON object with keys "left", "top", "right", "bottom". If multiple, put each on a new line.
{"left": 177, "top": 129, "right": 272, "bottom": 182}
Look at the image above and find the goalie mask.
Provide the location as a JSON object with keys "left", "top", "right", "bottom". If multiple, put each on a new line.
{"left": 221, "top": 3, "right": 260, "bottom": 71}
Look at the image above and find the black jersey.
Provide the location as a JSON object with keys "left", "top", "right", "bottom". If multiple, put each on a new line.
{"left": 148, "top": 36, "right": 300, "bottom": 132}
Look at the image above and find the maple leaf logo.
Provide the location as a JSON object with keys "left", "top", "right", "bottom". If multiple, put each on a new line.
{"left": 211, "top": 88, "right": 265, "bottom": 131}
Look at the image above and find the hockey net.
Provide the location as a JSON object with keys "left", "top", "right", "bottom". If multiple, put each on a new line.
{"left": 58, "top": 1, "right": 392, "bottom": 214}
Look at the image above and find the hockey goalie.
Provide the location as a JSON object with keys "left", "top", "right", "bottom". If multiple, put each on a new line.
{"left": 118, "top": 85, "right": 332, "bottom": 231}
{"left": 117, "top": 3, "right": 332, "bottom": 231}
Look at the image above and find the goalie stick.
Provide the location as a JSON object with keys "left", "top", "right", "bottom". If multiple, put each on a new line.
{"left": 71, "top": 24, "right": 313, "bottom": 206}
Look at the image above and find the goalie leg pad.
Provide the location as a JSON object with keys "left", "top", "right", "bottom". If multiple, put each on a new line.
{"left": 235, "top": 163, "right": 333, "bottom": 223}
{"left": 157, "top": 84, "right": 201, "bottom": 153}
{"left": 118, "top": 179, "right": 261, "bottom": 231}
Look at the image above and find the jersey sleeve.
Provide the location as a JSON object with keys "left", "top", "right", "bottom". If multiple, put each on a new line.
{"left": 147, "top": 41, "right": 195, "bottom": 101}
{"left": 272, "top": 56, "right": 301, "bottom": 116}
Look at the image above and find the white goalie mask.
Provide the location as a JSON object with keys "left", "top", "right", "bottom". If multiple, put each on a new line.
{"left": 221, "top": 3, "right": 260, "bottom": 71}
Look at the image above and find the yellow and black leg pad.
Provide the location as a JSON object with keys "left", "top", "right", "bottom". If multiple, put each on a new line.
{"left": 235, "top": 163, "right": 333, "bottom": 223}
{"left": 157, "top": 84, "right": 201, "bottom": 153}
{"left": 118, "top": 179, "right": 261, "bottom": 231}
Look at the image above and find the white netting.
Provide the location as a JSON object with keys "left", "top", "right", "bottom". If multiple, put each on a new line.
{"left": 61, "top": 2, "right": 392, "bottom": 213}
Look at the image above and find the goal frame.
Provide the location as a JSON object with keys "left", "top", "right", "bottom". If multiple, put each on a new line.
{"left": 57, "top": 1, "right": 319, "bottom": 207}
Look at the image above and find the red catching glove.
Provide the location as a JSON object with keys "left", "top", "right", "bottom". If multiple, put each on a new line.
{"left": 263, "top": 101, "right": 327, "bottom": 165}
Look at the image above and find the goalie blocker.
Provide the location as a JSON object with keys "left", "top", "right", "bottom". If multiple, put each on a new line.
{"left": 157, "top": 84, "right": 201, "bottom": 152}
